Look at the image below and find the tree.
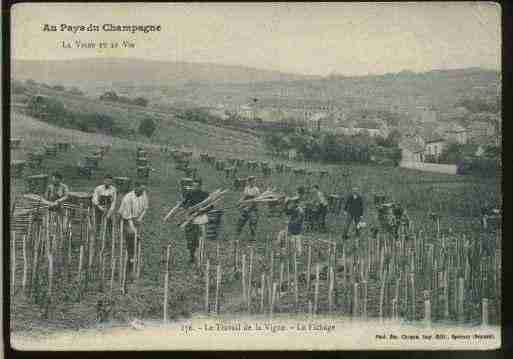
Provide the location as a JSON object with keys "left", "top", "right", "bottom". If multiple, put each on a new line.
{"left": 439, "top": 142, "right": 463, "bottom": 164}
{"left": 68, "top": 87, "right": 84, "bottom": 96}
{"left": 376, "top": 129, "right": 401, "bottom": 147}
{"left": 132, "top": 97, "right": 149, "bottom": 107}
{"left": 138, "top": 117, "right": 157, "bottom": 138}
{"left": 99, "top": 91, "right": 119, "bottom": 102}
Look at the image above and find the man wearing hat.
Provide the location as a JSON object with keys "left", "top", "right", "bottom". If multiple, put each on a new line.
{"left": 45, "top": 172, "right": 69, "bottom": 213}
{"left": 165, "top": 178, "right": 210, "bottom": 265}
{"left": 343, "top": 187, "right": 364, "bottom": 239}
{"left": 92, "top": 173, "right": 117, "bottom": 240}
{"left": 285, "top": 186, "right": 306, "bottom": 255}
{"left": 236, "top": 176, "right": 260, "bottom": 241}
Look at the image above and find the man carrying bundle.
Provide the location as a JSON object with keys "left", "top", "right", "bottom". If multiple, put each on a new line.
{"left": 92, "top": 174, "right": 117, "bottom": 240}
{"left": 118, "top": 182, "right": 148, "bottom": 277}
{"left": 164, "top": 179, "right": 210, "bottom": 265}
{"left": 236, "top": 176, "right": 260, "bottom": 241}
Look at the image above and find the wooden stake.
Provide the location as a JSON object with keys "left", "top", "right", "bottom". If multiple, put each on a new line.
{"left": 457, "top": 277, "right": 464, "bottom": 322}
{"left": 99, "top": 250, "right": 105, "bottom": 292}
{"left": 31, "top": 226, "right": 41, "bottom": 297}
{"left": 328, "top": 266, "right": 334, "bottom": 314}
{"left": 136, "top": 240, "right": 142, "bottom": 279}
{"left": 306, "top": 243, "right": 312, "bottom": 290}
{"left": 122, "top": 248, "right": 128, "bottom": 294}
{"left": 443, "top": 271, "right": 449, "bottom": 319}
{"left": 132, "top": 229, "right": 138, "bottom": 276}
{"left": 101, "top": 215, "right": 107, "bottom": 256}
{"left": 242, "top": 254, "right": 247, "bottom": 303}
{"left": 424, "top": 297, "right": 431, "bottom": 326}
{"left": 11, "top": 231, "right": 16, "bottom": 294}
{"left": 270, "top": 282, "right": 277, "bottom": 317}
{"left": 87, "top": 213, "right": 95, "bottom": 281}
{"left": 269, "top": 250, "right": 274, "bottom": 305}
{"left": 119, "top": 219, "right": 124, "bottom": 286}
{"left": 215, "top": 263, "right": 221, "bottom": 314}
{"left": 379, "top": 275, "right": 386, "bottom": 321}
{"left": 78, "top": 245, "right": 84, "bottom": 284}
{"left": 22, "top": 234, "right": 28, "bottom": 296}
{"left": 392, "top": 298, "right": 398, "bottom": 320}
{"left": 352, "top": 282, "right": 359, "bottom": 318}
{"left": 279, "top": 261, "right": 284, "bottom": 298}
{"left": 248, "top": 248, "right": 253, "bottom": 311}
{"left": 111, "top": 215, "right": 116, "bottom": 279}
{"left": 205, "top": 259, "right": 210, "bottom": 312}
{"left": 294, "top": 252, "right": 299, "bottom": 311}
{"left": 67, "top": 224, "right": 73, "bottom": 278}
{"left": 341, "top": 247, "right": 346, "bottom": 286}
{"left": 361, "top": 280, "right": 367, "bottom": 319}
{"left": 314, "top": 263, "right": 320, "bottom": 315}
{"left": 482, "top": 298, "right": 489, "bottom": 326}
{"left": 260, "top": 273, "right": 265, "bottom": 313}
{"left": 48, "top": 252, "right": 53, "bottom": 303}
{"left": 286, "top": 259, "right": 290, "bottom": 294}
{"left": 110, "top": 257, "right": 116, "bottom": 295}
{"left": 233, "top": 239, "right": 239, "bottom": 271}
{"left": 409, "top": 272, "right": 415, "bottom": 321}
{"left": 163, "top": 245, "right": 171, "bottom": 322}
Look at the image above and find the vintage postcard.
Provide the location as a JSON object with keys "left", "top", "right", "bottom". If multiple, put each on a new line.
{"left": 7, "top": 2, "right": 501, "bottom": 351}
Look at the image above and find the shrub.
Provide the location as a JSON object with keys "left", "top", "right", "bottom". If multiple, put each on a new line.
{"left": 133, "top": 97, "right": 149, "bottom": 107}
{"left": 139, "top": 117, "right": 157, "bottom": 138}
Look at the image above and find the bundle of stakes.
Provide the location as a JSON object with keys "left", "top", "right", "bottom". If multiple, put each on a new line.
{"left": 239, "top": 188, "right": 285, "bottom": 204}
{"left": 163, "top": 189, "right": 229, "bottom": 228}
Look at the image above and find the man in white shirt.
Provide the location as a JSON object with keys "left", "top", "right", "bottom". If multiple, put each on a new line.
{"left": 236, "top": 176, "right": 260, "bottom": 241}
{"left": 313, "top": 184, "right": 328, "bottom": 232}
{"left": 118, "top": 182, "right": 148, "bottom": 277}
{"left": 92, "top": 174, "right": 117, "bottom": 239}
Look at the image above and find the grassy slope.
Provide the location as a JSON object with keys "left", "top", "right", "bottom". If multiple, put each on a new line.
{"left": 12, "top": 85, "right": 267, "bottom": 158}
{"left": 10, "top": 112, "right": 500, "bottom": 335}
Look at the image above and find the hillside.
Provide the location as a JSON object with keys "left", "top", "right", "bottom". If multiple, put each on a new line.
{"left": 12, "top": 58, "right": 317, "bottom": 85}
{"left": 12, "top": 58, "right": 499, "bottom": 115}
{"left": 166, "top": 68, "right": 500, "bottom": 113}
{"left": 11, "top": 84, "right": 267, "bottom": 158}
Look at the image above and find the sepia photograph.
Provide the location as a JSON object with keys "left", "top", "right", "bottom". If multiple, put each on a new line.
{"left": 7, "top": 2, "right": 501, "bottom": 351}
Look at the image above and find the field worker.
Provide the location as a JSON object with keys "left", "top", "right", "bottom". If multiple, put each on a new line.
{"left": 45, "top": 171, "right": 69, "bottom": 214}
{"left": 285, "top": 186, "right": 306, "bottom": 255}
{"left": 236, "top": 176, "right": 260, "bottom": 241}
{"left": 118, "top": 182, "right": 148, "bottom": 277}
{"left": 312, "top": 184, "right": 328, "bottom": 232}
{"left": 92, "top": 173, "right": 117, "bottom": 239}
{"left": 178, "top": 179, "right": 210, "bottom": 265}
{"left": 343, "top": 186, "right": 364, "bottom": 239}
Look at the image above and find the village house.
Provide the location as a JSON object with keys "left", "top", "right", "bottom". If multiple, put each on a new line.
{"left": 399, "top": 138, "right": 425, "bottom": 163}
{"left": 467, "top": 120, "right": 496, "bottom": 139}
{"left": 416, "top": 106, "right": 438, "bottom": 123}
{"left": 441, "top": 123, "right": 469, "bottom": 144}
{"left": 352, "top": 118, "right": 389, "bottom": 138}
{"left": 424, "top": 137, "right": 446, "bottom": 159}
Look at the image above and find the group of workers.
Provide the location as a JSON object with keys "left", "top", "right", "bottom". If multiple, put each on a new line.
{"left": 44, "top": 172, "right": 148, "bottom": 276}
{"left": 41, "top": 169, "right": 366, "bottom": 274}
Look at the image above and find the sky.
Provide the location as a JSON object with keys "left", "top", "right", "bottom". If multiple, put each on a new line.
{"left": 11, "top": 2, "right": 501, "bottom": 76}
